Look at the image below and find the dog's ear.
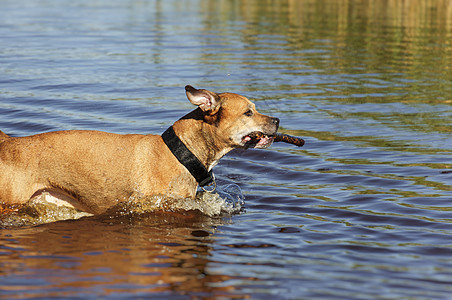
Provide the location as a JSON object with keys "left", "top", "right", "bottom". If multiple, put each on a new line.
{"left": 185, "top": 85, "right": 220, "bottom": 114}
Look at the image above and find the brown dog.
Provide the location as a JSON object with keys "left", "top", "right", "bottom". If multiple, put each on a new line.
{"left": 0, "top": 86, "right": 279, "bottom": 214}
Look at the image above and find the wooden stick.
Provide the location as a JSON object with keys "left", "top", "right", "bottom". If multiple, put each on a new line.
{"left": 247, "top": 132, "right": 305, "bottom": 147}
{"left": 274, "top": 133, "right": 305, "bottom": 147}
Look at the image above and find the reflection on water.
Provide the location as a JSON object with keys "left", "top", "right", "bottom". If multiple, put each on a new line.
{"left": 1, "top": 0, "right": 452, "bottom": 298}
{"left": 0, "top": 213, "right": 232, "bottom": 298}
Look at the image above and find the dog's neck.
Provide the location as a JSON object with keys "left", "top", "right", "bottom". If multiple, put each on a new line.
{"left": 172, "top": 109, "right": 233, "bottom": 171}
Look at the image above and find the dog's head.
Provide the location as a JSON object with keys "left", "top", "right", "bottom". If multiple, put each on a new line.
{"left": 185, "top": 85, "right": 279, "bottom": 149}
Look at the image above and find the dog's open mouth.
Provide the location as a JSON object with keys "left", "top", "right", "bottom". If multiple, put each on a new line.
{"left": 242, "top": 131, "right": 275, "bottom": 149}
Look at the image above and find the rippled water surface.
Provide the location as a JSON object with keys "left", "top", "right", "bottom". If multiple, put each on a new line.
{"left": 1, "top": 0, "right": 452, "bottom": 298}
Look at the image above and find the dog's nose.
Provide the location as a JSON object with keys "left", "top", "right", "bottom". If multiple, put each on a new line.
{"left": 272, "top": 117, "right": 280, "bottom": 127}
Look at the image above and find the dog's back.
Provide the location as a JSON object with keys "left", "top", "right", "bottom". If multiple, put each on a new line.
{"left": 0, "top": 131, "right": 10, "bottom": 143}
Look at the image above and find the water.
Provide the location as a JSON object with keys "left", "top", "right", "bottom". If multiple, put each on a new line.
{"left": 1, "top": 0, "right": 452, "bottom": 298}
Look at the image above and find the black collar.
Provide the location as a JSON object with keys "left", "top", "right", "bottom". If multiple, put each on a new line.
{"left": 161, "top": 126, "right": 214, "bottom": 187}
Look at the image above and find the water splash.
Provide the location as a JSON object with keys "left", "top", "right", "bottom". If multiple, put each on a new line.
{"left": 113, "top": 184, "right": 245, "bottom": 218}
{"left": 215, "top": 184, "right": 245, "bottom": 214}
{"left": 174, "top": 184, "right": 245, "bottom": 216}
{"left": 0, "top": 184, "right": 245, "bottom": 227}
{"left": 0, "top": 199, "right": 93, "bottom": 227}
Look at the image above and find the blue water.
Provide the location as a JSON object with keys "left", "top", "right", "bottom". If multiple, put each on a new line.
{"left": 1, "top": 0, "right": 452, "bottom": 298}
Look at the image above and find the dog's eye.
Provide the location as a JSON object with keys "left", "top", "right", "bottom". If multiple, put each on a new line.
{"left": 244, "top": 109, "right": 253, "bottom": 117}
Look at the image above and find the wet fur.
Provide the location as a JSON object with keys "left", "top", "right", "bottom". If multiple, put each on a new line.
{"left": 0, "top": 86, "right": 279, "bottom": 214}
